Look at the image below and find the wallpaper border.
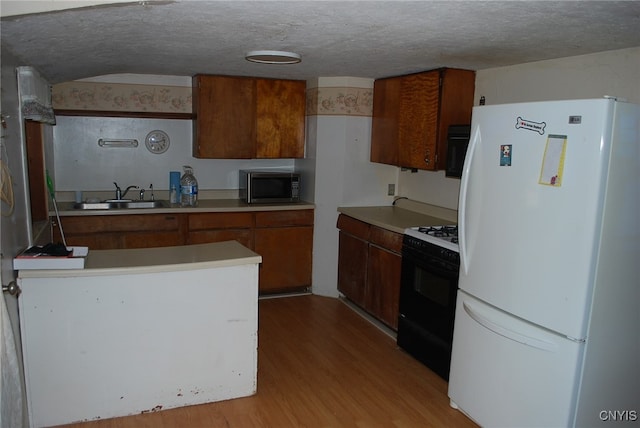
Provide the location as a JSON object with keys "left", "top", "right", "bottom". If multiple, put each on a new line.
{"left": 53, "top": 82, "right": 374, "bottom": 117}
{"left": 306, "top": 87, "right": 373, "bottom": 117}
{"left": 52, "top": 81, "right": 192, "bottom": 113}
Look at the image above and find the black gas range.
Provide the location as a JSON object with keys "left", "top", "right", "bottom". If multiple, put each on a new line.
{"left": 397, "top": 225, "right": 460, "bottom": 380}
{"left": 404, "top": 225, "right": 459, "bottom": 252}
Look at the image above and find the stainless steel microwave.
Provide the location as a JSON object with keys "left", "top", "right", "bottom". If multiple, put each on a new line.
{"left": 239, "top": 170, "right": 301, "bottom": 204}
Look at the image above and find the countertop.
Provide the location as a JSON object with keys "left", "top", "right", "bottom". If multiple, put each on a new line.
{"left": 18, "top": 241, "right": 262, "bottom": 278}
{"left": 55, "top": 199, "right": 315, "bottom": 216}
{"left": 338, "top": 199, "right": 457, "bottom": 234}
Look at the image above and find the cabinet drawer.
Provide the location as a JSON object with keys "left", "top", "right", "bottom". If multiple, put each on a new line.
{"left": 369, "top": 226, "right": 402, "bottom": 254}
{"left": 60, "top": 214, "right": 181, "bottom": 233}
{"left": 255, "top": 209, "right": 314, "bottom": 227}
{"left": 337, "top": 214, "right": 370, "bottom": 241}
{"left": 188, "top": 230, "right": 253, "bottom": 249}
{"left": 188, "top": 212, "right": 253, "bottom": 230}
{"left": 123, "top": 232, "right": 184, "bottom": 249}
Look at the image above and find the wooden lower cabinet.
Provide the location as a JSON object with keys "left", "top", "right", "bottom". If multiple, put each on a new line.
{"left": 55, "top": 214, "right": 184, "bottom": 249}
{"left": 337, "top": 215, "right": 369, "bottom": 308}
{"left": 366, "top": 244, "right": 402, "bottom": 329}
{"left": 337, "top": 232, "right": 368, "bottom": 307}
{"left": 254, "top": 210, "right": 314, "bottom": 294}
{"left": 187, "top": 212, "right": 253, "bottom": 248}
{"left": 337, "top": 214, "right": 402, "bottom": 330}
{"left": 55, "top": 209, "right": 314, "bottom": 295}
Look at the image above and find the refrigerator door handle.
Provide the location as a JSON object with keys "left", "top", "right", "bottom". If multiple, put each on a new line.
{"left": 458, "top": 126, "right": 480, "bottom": 275}
{"left": 463, "top": 301, "right": 558, "bottom": 352}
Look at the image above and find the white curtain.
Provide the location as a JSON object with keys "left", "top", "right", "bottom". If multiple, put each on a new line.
{"left": 1, "top": 292, "right": 23, "bottom": 428}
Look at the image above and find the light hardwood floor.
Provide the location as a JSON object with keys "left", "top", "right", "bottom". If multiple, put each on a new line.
{"left": 60, "top": 295, "right": 477, "bottom": 427}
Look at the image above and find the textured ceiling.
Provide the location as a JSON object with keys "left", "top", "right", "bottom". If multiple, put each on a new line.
{"left": 2, "top": 1, "right": 640, "bottom": 84}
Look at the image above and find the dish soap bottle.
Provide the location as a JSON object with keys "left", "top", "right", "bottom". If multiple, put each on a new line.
{"left": 180, "top": 165, "right": 198, "bottom": 207}
{"left": 169, "top": 183, "right": 179, "bottom": 205}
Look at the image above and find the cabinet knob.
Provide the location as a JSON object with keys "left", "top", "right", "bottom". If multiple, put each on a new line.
{"left": 425, "top": 148, "right": 431, "bottom": 165}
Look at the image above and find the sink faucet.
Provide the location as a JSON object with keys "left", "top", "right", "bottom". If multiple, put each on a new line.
{"left": 113, "top": 182, "right": 139, "bottom": 200}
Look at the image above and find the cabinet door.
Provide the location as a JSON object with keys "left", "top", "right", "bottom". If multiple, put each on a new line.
{"left": 370, "top": 68, "right": 475, "bottom": 171}
{"left": 397, "top": 71, "right": 440, "bottom": 170}
{"left": 337, "top": 215, "right": 371, "bottom": 310}
{"left": 255, "top": 78, "right": 306, "bottom": 158}
{"left": 254, "top": 226, "right": 313, "bottom": 294}
{"left": 437, "top": 68, "right": 475, "bottom": 170}
{"left": 24, "top": 121, "right": 49, "bottom": 223}
{"left": 192, "top": 75, "right": 256, "bottom": 158}
{"left": 337, "top": 231, "right": 369, "bottom": 307}
{"left": 366, "top": 245, "right": 402, "bottom": 329}
{"left": 254, "top": 209, "right": 314, "bottom": 294}
{"left": 370, "top": 77, "right": 402, "bottom": 166}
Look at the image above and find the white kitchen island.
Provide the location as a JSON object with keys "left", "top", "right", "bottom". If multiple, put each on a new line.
{"left": 17, "top": 241, "right": 261, "bottom": 428}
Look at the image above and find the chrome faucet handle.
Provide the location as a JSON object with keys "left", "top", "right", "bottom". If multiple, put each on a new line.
{"left": 139, "top": 188, "right": 145, "bottom": 200}
{"left": 113, "top": 182, "right": 122, "bottom": 200}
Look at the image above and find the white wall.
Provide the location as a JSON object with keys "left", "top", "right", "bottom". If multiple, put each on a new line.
{"left": 308, "top": 113, "right": 397, "bottom": 297}
{"left": 399, "top": 47, "right": 640, "bottom": 210}
{"left": 475, "top": 47, "right": 640, "bottom": 106}
{"left": 52, "top": 116, "right": 293, "bottom": 194}
{"left": 52, "top": 73, "right": 294, "bottom": 195}
{"left": 304, "top": 75, "right": 397, "bottom": 296}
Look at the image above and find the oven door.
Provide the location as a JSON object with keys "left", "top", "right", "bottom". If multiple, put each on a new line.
{"left": 397, "top": 244, "right": 459, "bottom": 379}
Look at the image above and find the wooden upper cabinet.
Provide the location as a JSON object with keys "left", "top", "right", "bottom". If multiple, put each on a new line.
{"left": 370, "top": 77, "right": 402, "bottom": 166}
{"left": 192, "top": 75, "right": 306, "bottom": 159}
{"left": 256, "top": 78, "right": 306, "bottom": 158}
{"left": 371, "top": 68, "right": 475, "bottom": 171}
{"left": 192, "top": 75, "right": 256, "bottom": 158}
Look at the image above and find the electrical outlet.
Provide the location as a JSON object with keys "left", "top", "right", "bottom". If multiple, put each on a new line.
{"left": 387, "top": 183, "right": 395, "bottom": 196}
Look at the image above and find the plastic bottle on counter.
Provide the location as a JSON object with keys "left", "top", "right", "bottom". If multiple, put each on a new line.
{"left": 170, "top": 184, "right": 179, "bottom": 205}
{"left": 180, "top": 165, "right": 198, "bottom": 207}
{"left": 169, "top": 171, "right": 180, "bottom": 205}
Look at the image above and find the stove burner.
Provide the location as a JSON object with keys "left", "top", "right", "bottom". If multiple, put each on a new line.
{"left": 417, "top": 226, "right": 458, "bottom": 239}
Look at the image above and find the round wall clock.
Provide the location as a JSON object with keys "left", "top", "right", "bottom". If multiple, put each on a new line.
{"left": 144, "top": 130, "right": 170, "bottom": 154}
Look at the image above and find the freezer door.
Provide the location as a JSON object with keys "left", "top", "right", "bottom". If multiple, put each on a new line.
{"left": 458, "top": 99, "right": 614, "bottom": 339}
{"left": 448, "top": 291, "right": 584, "bottom": 427}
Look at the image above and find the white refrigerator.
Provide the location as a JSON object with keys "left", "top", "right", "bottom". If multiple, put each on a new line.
{"left": 448, "top": 98, "right": 639, "bottom": 427}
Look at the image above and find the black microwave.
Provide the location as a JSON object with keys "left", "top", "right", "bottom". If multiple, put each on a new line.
{"left": 239, "top": 170, "right": 301, "bottom": 204}
{"left": 445, "top": 125, "right": 471, "bottom": 178}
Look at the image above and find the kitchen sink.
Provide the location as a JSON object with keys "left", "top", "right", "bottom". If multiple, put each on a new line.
{"left": 73, "top": 200, "right": 170, "bottom": 210}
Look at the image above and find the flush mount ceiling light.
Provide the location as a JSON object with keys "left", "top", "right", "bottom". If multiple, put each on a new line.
{"left": 245, "top": 50, "right": 301, "bottom": 64}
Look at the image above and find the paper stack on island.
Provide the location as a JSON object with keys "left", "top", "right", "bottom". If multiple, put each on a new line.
{"left": 14, "top": 245, "right": 88, "bottom": 270}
